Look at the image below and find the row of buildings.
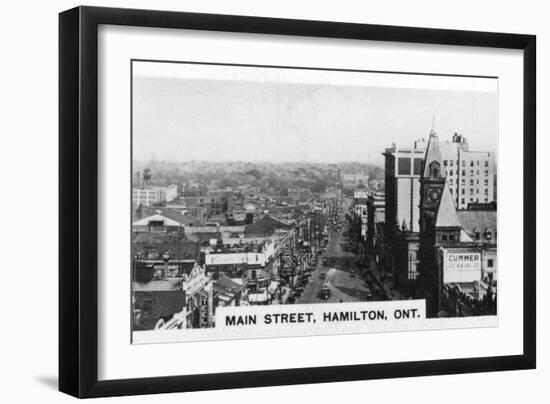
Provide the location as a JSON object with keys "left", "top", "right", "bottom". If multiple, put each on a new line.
{"left": 355, "top": 130, "right": 497, "bottom": 317}
{"left": 131, "top": 186, "right": 336, "bottom": 331}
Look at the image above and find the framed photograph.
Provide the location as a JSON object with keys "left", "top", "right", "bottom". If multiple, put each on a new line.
{"left": 59, "top": 6, "right": 536, "bottom": 398}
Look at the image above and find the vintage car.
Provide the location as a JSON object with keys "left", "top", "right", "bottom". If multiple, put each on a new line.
{"left": 320, "top": 283, "right": 331, "bottom": 300}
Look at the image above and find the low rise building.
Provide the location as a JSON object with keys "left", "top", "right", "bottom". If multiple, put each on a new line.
{"left": 353, "top": 190, "right": 369, "bottom": 240}
{"left": 132, "top": 232, "right": 201, "bottom": 273}
{"left": 133, "top": 184, "right": 178, "bottom": 207}
{"left": 134, "top": 206, "right": 204, "bottom": 231}
{"left": 204, "top": 239, "right": 276, "bottom": 272}
{"left": 183, "top": 189, "right": 235, "bottom": 217}
{"left": 213, "top": 274, "right": 246, "bottom": 310}
{"left": 133, "top": 262, "right": 215, "bottom": 330}
{"left": 133, "top": 213, "right": 184, "bottom": 233}
{"left": 366, "top": 193, "right": 385, "bottom": 257}
{"left": 133, "top": 278, "right": 187, "bottom": 331}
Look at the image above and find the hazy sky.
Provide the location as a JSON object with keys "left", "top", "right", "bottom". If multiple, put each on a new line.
{"left": 132, "top": 62, "right": 498, "bottom": 166}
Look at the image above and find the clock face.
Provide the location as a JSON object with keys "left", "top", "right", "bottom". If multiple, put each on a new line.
{"left": 427, "top": 188, "right": 441, "bottom": 202}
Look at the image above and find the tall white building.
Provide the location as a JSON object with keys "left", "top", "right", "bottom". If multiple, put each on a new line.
{"left": 416, "top": 133, "right": 496, "bottom": 209}
{"left": 383, "top": 140, "right": 425, "bottom": 233}
{"left": 385, "top": 132, "right": 496, "bottom": 231}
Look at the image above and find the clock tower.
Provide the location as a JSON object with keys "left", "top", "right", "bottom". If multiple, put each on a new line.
{"left": 418, "top": 130, "right": 447, "bottom": 316}
{"left": 419, "top": 131, "right": 446, "bottom": 231}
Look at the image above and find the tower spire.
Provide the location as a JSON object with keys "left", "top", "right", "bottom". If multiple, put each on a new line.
{"left": 430, "top": 114, "right": 437, "bottom": 137}
{"left": 423, "top": 122, "right": 442, "bottom": 179}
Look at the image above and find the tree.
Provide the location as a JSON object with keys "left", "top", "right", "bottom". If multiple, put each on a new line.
{"left": 245, "top": 169, "right": 263, "bottom": 180}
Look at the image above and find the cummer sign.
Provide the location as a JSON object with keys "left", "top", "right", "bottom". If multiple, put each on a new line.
{"left": 445, "top": 252, "right": 481, "bottom": 271}
{"left": 444, "top": 252, "right": 482, "bottom": 283}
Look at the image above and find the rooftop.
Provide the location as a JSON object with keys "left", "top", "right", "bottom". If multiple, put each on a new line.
{"left": 133, "top": 214, "right": 182, "bottom": 227}
{"left": 435, "top": 182, "right": 462, "bottom": 228}
{"left": 132, "top": 234, "right": 201, "bottom": 260}
{"left": 244, "top": 214, "right": 293, "bottom": 235}
{"left": 457, "top": 210, "right": 497, "bottom": 242}
{"left": 213, "top": 274, "right": 243, "bottom": 295}
{"left": 135, "top": 206, "right": 204, "bottom": 226}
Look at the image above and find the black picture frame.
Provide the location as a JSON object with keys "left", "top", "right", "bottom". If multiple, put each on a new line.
{"left": 59, "top": 5, "right": 536, "bottom": 398}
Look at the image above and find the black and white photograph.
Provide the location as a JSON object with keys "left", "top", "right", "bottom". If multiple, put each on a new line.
{"left": 131, "top": 60, "right": 498, "bottom": 343}
{"left": 1, "top": 0, "right": 543, "bottom": 401}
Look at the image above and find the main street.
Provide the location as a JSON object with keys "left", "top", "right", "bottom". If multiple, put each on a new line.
{"left": 298, "top": 198, "right": 372, "bottom": 304}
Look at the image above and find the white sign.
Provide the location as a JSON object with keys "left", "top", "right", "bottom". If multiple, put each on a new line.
{"left": 216, "top": 300, "right": 426, "bottom": 336}
{"left": 205, "top": 252, "right": 266, "bottom": 266}
{"left": 444, "top": 252, "right": 481, "bottom": 283}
